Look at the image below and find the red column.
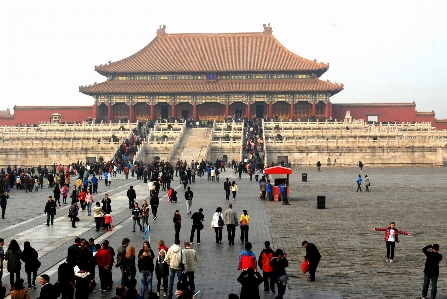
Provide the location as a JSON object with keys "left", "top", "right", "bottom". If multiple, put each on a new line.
{"left": 289, "top": 101, "right": 294, "bottom": 120}
{"left": 92, "top": 102, "right": 97, "bottom": 120}
{"left": 311, "top": 100, "right": 316, "bottom": 117}
{"left": 329, "top": 101, "right": 332, "bottom": 120}
{"left": 150, "top": 102, "right": 155, "bottom": 121}
{"left": 193, "top": 101, "right": 197, "bottom": 121}
{"left": 129, "top": 100, "right": 134, "bottom": 122}
{"left": 225, "top": 101, "right": 229, "bottom": 119}
{"left": 268, "top": 101, "right": 273, "bottom": 119}
{"left": 246, "top": 101, "right": 251, "bottom": 119}
{"left": 107, "top": 100, "right": 112, "bottom": 121}
{"left": 325, "top": 101, "right": 330, "bottom": 119}
{"left": 171, "top": 101, "right": 176, "bottom": 118}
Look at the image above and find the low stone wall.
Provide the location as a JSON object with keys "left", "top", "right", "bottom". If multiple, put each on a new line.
{"left": 266, "top": 146, "right": 446, "bottom": 166}
{"left": 0, "top": 147, "right": 116, "bottom": 166}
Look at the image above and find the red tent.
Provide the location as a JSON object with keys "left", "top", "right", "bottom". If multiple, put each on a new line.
{"left": 263, "top": 166, "right": 292, "bottom": 205}
{"left": 263, "top": 166, "right": 292, "bottom": 175}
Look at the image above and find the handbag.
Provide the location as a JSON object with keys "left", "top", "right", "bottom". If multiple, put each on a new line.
{"left": 279, "top": 274, "right": 289, "bottom": 285}
{"left": 301, "top": 259, "right": 309, "bottom": 274}
{"left": 36, "top": 259, "right": 42, "bottom": 269}
{"left": 218, "top": 214, "right": 224, "bottom": 226}
{"left": 178, "top": 250, "right": 185, "bottom": 271}
{"left": 199, "top": 223, "right": 204, "bottom": 230}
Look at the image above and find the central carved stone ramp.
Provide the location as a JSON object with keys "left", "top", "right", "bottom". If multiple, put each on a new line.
{"left": 170, "top": 128, "right": 211, "bottom": 164}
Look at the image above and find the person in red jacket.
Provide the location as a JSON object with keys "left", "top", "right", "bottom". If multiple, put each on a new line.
{"left": 258, "top": 241, "right": 275, "bottom": 293}
{"left": 237, "top": 242, "right": 257, "bottom": 271}
{"left": 372, "top": 222, "right": 411, "bottom": 263}
{"left": 96, "top": 242, "right": 113, "bottom": 291}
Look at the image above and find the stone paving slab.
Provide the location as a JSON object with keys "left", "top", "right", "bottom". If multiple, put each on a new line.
{"left": 1, "top": 166, "right": 447, "bottom": 299}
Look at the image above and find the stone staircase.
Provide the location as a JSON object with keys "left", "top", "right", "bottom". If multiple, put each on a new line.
{"left": 170, "top": 128, "right": 212, "bottom": 164}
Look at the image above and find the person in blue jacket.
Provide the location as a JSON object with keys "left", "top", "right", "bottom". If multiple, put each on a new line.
{"left": 266, "top": 181, "right": 273, "bottom": 201}
{"left": 279, "top": 183, "right": 286, "bottom": 201}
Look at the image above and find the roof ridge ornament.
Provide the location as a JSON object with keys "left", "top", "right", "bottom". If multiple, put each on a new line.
{"left": 263, "top": 23, "right": 272, "bottom": 34}
{"left": 157, "top": 25, "right": 166, "bottom": 36}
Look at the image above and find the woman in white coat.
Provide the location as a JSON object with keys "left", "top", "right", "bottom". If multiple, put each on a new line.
{"left": 211, "top": 207, "right": 224, "bottom": 244}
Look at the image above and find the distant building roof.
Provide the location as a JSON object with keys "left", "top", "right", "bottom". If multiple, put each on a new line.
{"left": 0, "top": 109, "right": 13, "bottom": 119}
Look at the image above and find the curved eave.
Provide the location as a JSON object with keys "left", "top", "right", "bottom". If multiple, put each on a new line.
{"left": 79, "top": 78, "right": 343, "bottom": 96}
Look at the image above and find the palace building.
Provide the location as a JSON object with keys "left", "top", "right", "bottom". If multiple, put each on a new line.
{"left": 1, "top": 25, "right": 446, "bottom": 129}
{"left": 79, "top": 24, "right": 344, "bottom": 122}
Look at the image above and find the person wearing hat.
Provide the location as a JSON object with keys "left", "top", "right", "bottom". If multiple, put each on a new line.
{"left": 421, "top": 244, "right": 442, "bottom": 299}
{"left": 223, "top": 178, "right": 231, "bottom": 200}
{"left": 190, "top": 208, "right": 204, "bottom": 245}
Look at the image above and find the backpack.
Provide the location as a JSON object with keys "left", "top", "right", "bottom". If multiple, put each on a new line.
{"left": 241, "top": 218, "right": 247, "bottom": 226}
{"left": 218, "top": 214, "right": 224, "bottom": 226}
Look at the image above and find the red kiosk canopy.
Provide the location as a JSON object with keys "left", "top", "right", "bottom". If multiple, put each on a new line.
{"left": 264, "top": 166, "right": 293, "bottom": 175}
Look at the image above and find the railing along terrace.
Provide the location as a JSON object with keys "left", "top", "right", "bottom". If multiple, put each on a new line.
{"left": 263, "top": 135, "right": 447, "bottom": 148}
{"left": 166, "top": 122, "right": 187, "bottom": 163}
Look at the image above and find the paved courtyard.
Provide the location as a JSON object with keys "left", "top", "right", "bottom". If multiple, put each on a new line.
{"left": 0, "top": 165, "right": 446, "bottom": 299}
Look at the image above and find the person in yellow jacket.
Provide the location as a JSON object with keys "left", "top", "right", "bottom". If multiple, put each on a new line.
{"left": 239, "top": 210, "right": 250, "bottom": 243}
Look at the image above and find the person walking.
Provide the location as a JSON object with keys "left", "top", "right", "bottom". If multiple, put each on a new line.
{"left": 183, "top": 241, "right": 197, "bottom": 294}
{"left": 141, "top": 200, "right": 150, "bottom": 231}
{"left": 69, "top": 202, "right": 79, "bottom": 228}
{"left": 184, "top": 187, "right": 193, "bottom": 215}
{"left": 211, "top": 207, "right": 224, "bottom": 244}
{"left": 237, "top": 242, "right": 257, "bottom": 271}
{"left": 421, "top": 244, "right": 442, "bottom": 299}
{"left": 96, "top": 242, "right": 113, "bottom": 292}
{"left": 58, "top": 259, "right": 75, "bottom": 299}
{"left": 164, "top": 240, "right": 186, "bottom": 299}
{"left": 115, "top": 238, "right": 130, "bottom": 287}
{"left": 101, "top": 194, "right": 112, "bottom": 214}
{"left": 53, "top": 185, "right": 61, "bottom": 206}
{"left": 356, "top": 174, "right": 362, "bottom": 192}
{"left": 131, "top": 202, "right": 143, "bottom": 232}
{"left": 127, "top": 186, "right": 136, "bottom": 209}
{"left": 120, "top": 246, "right": 137, "bottom": 287}
{"left": 138, "top": 243, "right": 155, "bottom": 297}
{"left": 224, "top": 204, "right": 238, "bottom": 245}
{"left": 372, "top": 222, "right": 411, "bottom": 263}
{"left": 236, "top": 267, "right": 263, "bottom": 299}
{"left": 231, "top": 181, "right": 238, "bottom": 200}
{"left": 270, "top": 249, "right": 288, "bottom": 299}
{"left": 224, "top": 178, "right": 231, "bottom": 200}
{"left": 239, "top": 210, "right": 250, "bottom": 243}
{"left": 20, "top": 241, "right": 40, "bottom": 289}
{"left": 150, "top": 191, "right": 159, "bottom": 220}
{"left": 85, "top": 190, "right": 93, "bottom": 216}
{"left": 0, "top": 190, "right": 8, "bottom": 219}
{"left": 364, "top": 175, "right": 370, "bottom": 191}
{"left": 61, "top": 184, "right": 69, "bottom": 204}
{"left": 190, "top": 208, "right": 204, "bottom": 245}
{"left": 258, "top": 241, "right": 275, "bottom": 293}
{"left": 44, "top": 196, "right": 57, "bottom": 226}
{"left": 5, "top": 239, "right": 22, "bottom": 290}
{"left": 316, "top": 161, "right": 321, "bottom": 171}
{"left": 302, "top": 240, "right": 321, "bottom": 282}
{"left": 173, "top": 210, "right": 182, "bottom": 241}
{"left": 93, "top": 202, "right": 103, "bottom": 231}
{"left": 155, "top": 249, "right": 169, "bottom": 297}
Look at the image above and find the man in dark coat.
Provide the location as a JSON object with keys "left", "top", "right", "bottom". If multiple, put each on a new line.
{"left": 302, "top": 240, "right": 321, "bottom": 282}
{"left": 127, "top": 186, "right": 136, "bottom": 209}
{"left": 236, "top": 267, "right": 263, "bottom": 299}
{"left": 44, "top": 196, "right": 57, "bottom": 226}
{"left": 37, "top": 274, "right": 58, "bottom": 299}
{"left": 0, "top": 191, "right": 8, "bottom": 219}
{"left": 223, "top": 178, "right": 231, "bottom": 200}
{"left": 421, "top": 244, "right": 442, "bottom": 299}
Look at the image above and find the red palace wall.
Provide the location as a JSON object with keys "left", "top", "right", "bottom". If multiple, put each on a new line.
{"left": 0, "top": 106, "right": 94, "bottom": 126}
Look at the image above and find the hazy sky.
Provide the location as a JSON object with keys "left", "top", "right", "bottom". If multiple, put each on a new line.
{"left": 1, "top": 0, "right": 446, "bottom": 119}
